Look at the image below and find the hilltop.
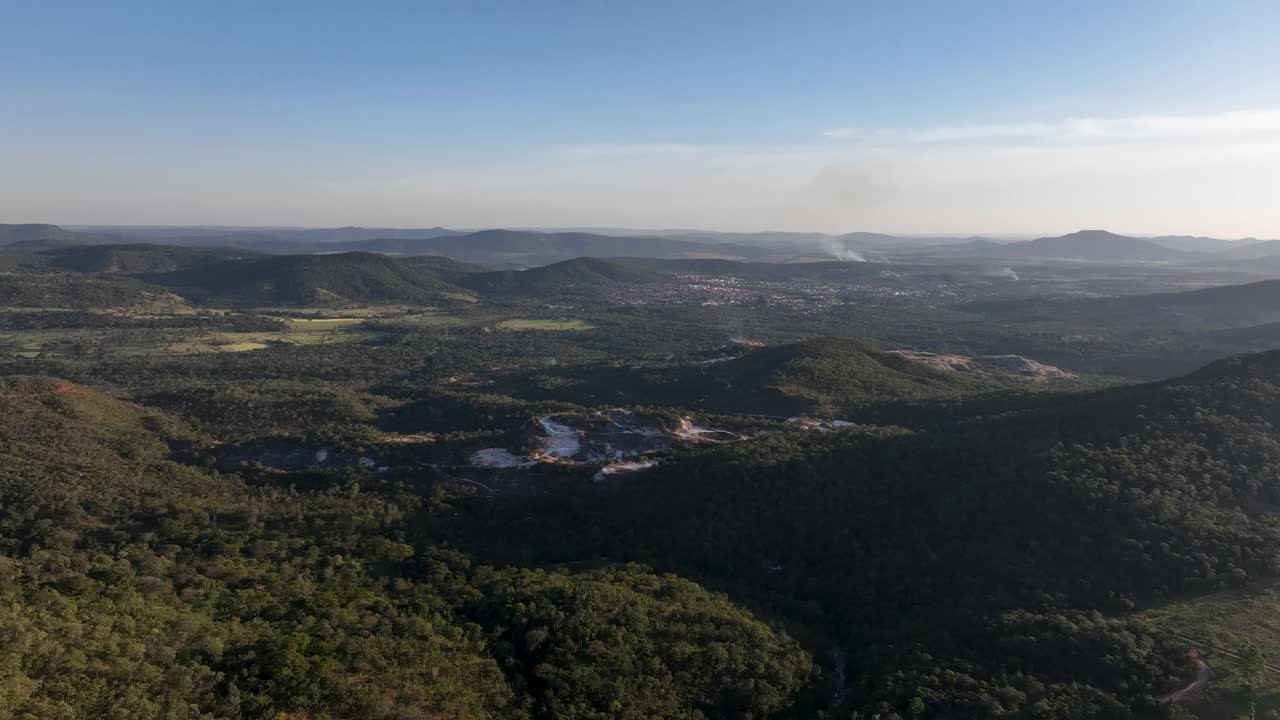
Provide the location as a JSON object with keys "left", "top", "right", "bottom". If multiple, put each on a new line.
{"left": 461, "top": 256, "right": 665, "bottom": 295}
{"left": 1007, "top": 229, "right": 1195, "bottom": 260}
{"left": 504, "top": 336, "right": 1024, "bottom": 417}
{"left": 701, "top": 337, "right": 1025, "bottom": 416}
{"left": 955, "top": 229, "right": 1194, "bottom": 261}
{"left": 0, "top": 223, "right": 117, "bottom": 249}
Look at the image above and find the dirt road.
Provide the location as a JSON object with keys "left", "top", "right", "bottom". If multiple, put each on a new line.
{"left": 1161, "top": 649, "right": 1210, "bottom": 704}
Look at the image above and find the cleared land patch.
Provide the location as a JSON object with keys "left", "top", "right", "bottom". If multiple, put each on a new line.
{"left": 1142, "top": 581, "right": 1280, "bottom": 717}
{"left": 497, "top": 318, "right": 594, "bottom": 331}
{"left": 1, "top": 317, "right": 373, "bottom": 358}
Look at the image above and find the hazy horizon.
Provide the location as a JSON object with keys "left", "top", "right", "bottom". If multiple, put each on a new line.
{"left": 33, "top": 223, "right": 1267, "bottom": 243}
{"left": 4, "top": 2, "right": 1280, "bottom": 236}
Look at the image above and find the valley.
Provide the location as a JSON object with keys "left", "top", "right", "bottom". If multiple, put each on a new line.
{"left": 6, "top": 225, "right": 1280, "bottom": 719}
{"left": 10, "top": 5, "right": 1280, "bottom": 718}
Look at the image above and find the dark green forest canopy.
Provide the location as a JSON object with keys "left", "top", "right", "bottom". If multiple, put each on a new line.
{"left": 0, "top": 273, "right": 178, "bottom": 308}
{"left": 497, "top": 336, "right": 1031, "bottom": 419}
{"left": 13, "top": 246, "right": 1280, "bottom": 718}
{"left": 9, "top": 345, "right": 1280, "bottom": 717}
{"left": 460, "top": 256, "right": 667, "bottom": 296}
{"left": 147, "top": 251, "right": 475, "bottom": 306}
{"left": 428, "top": 351, "right": 1280, "bottom": 718}
{"left": 0, "top": 377, "right": 812, "bottom": 719}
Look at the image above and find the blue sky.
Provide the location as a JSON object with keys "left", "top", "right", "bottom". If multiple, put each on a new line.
{"left": 3, "top": 1, "right": 1280, "bottom": 234}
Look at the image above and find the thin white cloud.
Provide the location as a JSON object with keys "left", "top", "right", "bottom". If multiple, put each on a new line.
{"left": 824, "top": 109, "right": 1280, "bottom": 145}
{"left": 7, "top": 109, "right": 1280, "bottom": 237}
{"left": 556, "top": 143, "right": 703, "bottom": 158}
{"left": 821, "top": 127, "right": 863, "bottom": 140}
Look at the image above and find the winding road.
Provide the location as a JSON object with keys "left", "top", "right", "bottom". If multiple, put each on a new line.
{"left": 1160, "top": 649, "right": 1210, "bottom": 704}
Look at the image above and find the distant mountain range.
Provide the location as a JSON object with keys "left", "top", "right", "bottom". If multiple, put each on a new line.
{"left": 0, "top": 223, "right": 123, "bottom": 249}
{"left": 12, "top": 234, "right": 1280, "bottom": 314}
{"left": 6, "top": 225, "right": 809, "bottom": 265}
{"left": 5, "top": 223, "right": 1280, "bottom": 265}
{"left": 947, "top": 230, "right": 1195, "bottom": 262}
{"left": 320, "top": 229, "right": 788, "bottom": 264}
{"left": 1144, "top": 235, "right": 1245, "bottom": 253}
{"left": 68, "top": 225, "right": 467, "bottom": 245}
{"left": 1222, "top": 239, "right": 1280, "bottom": 260}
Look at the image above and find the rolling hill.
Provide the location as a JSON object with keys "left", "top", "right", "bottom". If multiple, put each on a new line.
{"left": 600, "top": 257, "right": 898, "bottom": 282}
{"left": 150, "top": 251, "right": 473, "bottom": 305}
{"left": 33, "top": 243, "right": 261, "bottom": 274}
{"left": 1224, "top": 239, "right": 1280, "bottom": 260}
{"left": 1148, "top": 234, "right": 1248, "bottom": 253}
{"left": 72, "top": 227, "right": 795, "bottom": 263}
{"left": 503, "top": 336, "right": 1022, "bottom": 417}
{"left": 956, "top": 229, "right": 1195, "bottom": 261}
{"left": 333, "top": 229, "right": 782, "bottom": 264}
{"left": 0, "top": 375, "right": 814, "bottom": 719}
{"left": 0, "top": 223, "right": 116, "bottom": 249}
{"left": 64, "top": 224, "right": 467, "bottom": 248}
{"left": 458, "top": 348, "right": 1280, "bottom": 718}
{"left": 461, "top": 256, "right": 666, "bottom": 295}
{"left": 1130, "top": 278, "right": 1280, "bottom": 310}
{"left": 259, "top": 225, "right": 464, "bottom": 244}
{"left": 602, "top": 347, "right": 1280, "bottom": 611}
{"left": 970, "top": 277, "right": 1280, "bottom": 330}
{"left": 0, "top": 274, "right": 182, "bottom": 309}
{"left": 698, "top": 337, "right": 1016, "bottom": 415}
{"left": 0, "top": 376, "right": 210, "bottom": 503}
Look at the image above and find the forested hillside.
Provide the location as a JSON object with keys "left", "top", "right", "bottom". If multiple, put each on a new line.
{"left": 462, "top": 256, "right": 665, "bottom": 296}
{"left": 0, "top": 377, "right": 813, "bottom": 718}
{"left": 13, "top": 334, "right": 1280, "bottom": 718}
{"left": 502, "top": 337, "right": 1030, "bottom": 418}
{"left": 9, "top": 0, "right": 1280, "bottom": 715}
{"left": 0, "top": 273, "right": 182, "bottom": 309}
{"left": 150, "top": 252, "right": 474, "bottom": 305}
{"left": 329, "top": 229, "right": 776, "bottom": 264}
{"left": 36, "top": 243, "right": 261, "bottom": 274}
{"left": 967, "top": 278, "right": 1280, "bottom": 328}
{"left": 8, "top": 238, "right": 1280, "bottom": 718}
{"left": 436, "top": 350, "right": 1280, "bottom": 717}
{"left": 0, "top": 223, "right": 114, "bottom": 248}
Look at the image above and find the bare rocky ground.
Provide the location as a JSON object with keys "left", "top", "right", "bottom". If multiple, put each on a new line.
{"left": 192, "top": 407, "right": 862, "bottom": 495}
{"left": 888, "top": 349, "right": 1076, "bottom": 380}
